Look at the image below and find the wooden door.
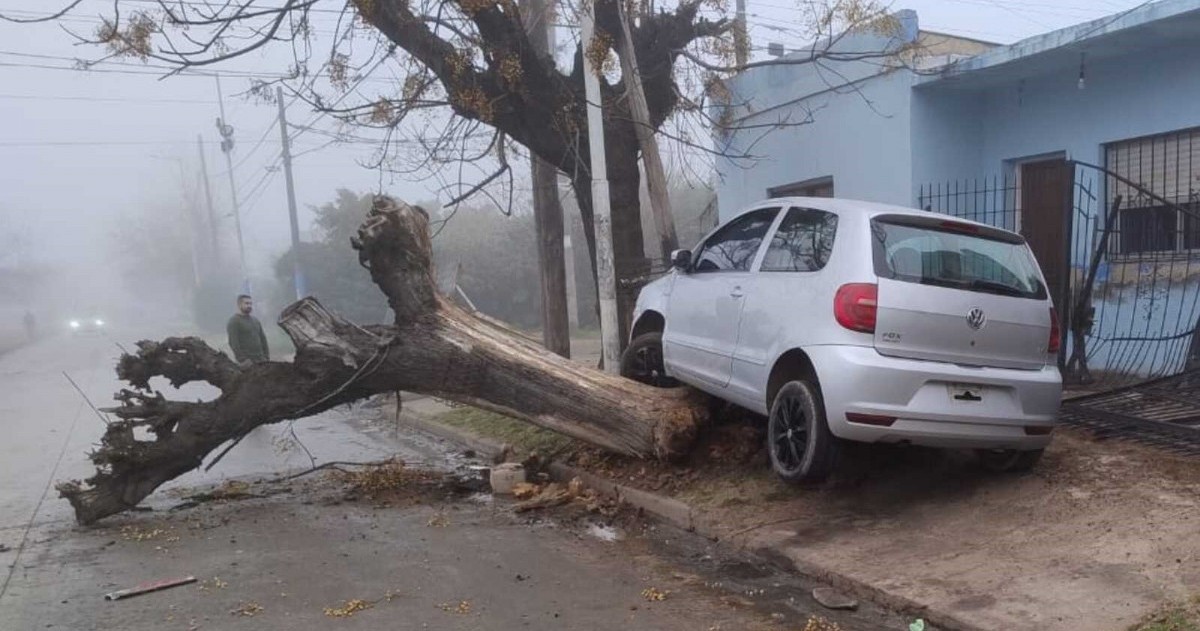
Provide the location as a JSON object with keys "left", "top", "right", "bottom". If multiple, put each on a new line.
{"left": 1020, "top": 158, "right": 1072, "bottom": 309}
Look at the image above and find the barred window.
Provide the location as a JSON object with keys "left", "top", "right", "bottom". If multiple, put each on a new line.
{"left": 1106, "top": 129, "right": 1200, "bottom": 255}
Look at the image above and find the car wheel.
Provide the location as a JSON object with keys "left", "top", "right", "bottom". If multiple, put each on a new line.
{"left": 976, "top": 448, "right": 1044, "bottom": 473}
{"left": 767, "top": 380, "right": 839, "bottom": 484}
{"left": 619, "top": 332, "right": 679, "bottom": 388}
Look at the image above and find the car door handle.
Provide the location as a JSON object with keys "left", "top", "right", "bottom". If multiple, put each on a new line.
{"left": 730, "top": 287, "right": 744, "bottom": 298}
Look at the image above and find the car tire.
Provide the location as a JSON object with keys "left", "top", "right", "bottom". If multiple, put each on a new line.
{"left": 767, "top": 380, "right": 839, "bottom": 484}
{"left": 619, "top": 332, "right": 679, "bottom": 388}
{"left": 975, "top": 448, "right": 1044, "bottom": 473}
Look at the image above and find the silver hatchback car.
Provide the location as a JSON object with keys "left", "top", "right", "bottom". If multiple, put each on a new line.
{"left": 623, "top": 197, "right": 1063, "bottom": 483}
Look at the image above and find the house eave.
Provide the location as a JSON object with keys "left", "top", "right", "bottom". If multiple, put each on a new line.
{"left": 915, "top": 0, "right": 1200, "bottom": 90}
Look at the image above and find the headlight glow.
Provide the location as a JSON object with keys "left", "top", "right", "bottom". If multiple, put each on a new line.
{"left": 94, "top": 319, "right": 104, "bottom": 327}
{"left": 69, "top": 320, "right": 80, "bottom": 329}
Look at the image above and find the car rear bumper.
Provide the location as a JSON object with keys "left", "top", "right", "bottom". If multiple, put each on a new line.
{"left": 807, "top": 345, "right": 1062, "bottom": 450}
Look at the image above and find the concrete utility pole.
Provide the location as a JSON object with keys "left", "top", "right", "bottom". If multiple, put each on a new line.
{"left": 196, "top": 135, "right": 219, "bottom": 263}
{"left": 615, "top": 0, "right": 679, "bottom": 261}
{"left": 564, "top": 234, "right": 579, "bottom": 329}
{"left": 523, "top": 0, "right": 571, "bottom": 358}
{"left": 734, "top": 0, "right": 749, "bottom": 67}
{"left": 215, "top": 75, "right": 249, "bottom": 293}
{"left": 581, "top": 2, "right": 621, "bottom": 374}
{"left": 166, "top": 157, "right": 202, "bottom": 289}
{"left": 276, "top": 86, "right": 307, "bottom": 300}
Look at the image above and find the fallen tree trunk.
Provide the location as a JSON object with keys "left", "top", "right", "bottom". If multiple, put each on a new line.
{"left": 58, "top": 196, "right": 708, "bottom": 525}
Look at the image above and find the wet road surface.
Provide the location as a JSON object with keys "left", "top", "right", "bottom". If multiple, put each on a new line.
{"left": 0, "top": 327, "right": 902, "bottom": 630}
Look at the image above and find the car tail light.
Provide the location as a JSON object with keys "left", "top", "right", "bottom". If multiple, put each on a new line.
{"left": 835, "top": 283, "right": 878, "bottom": 333}
{"left": 846, "top": 413, "right": 896, "bottom": 427}
{"left": 1047, "top": 307, "right": 1061, "bottom": 354}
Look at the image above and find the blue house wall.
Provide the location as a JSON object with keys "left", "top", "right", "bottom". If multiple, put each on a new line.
{"left": 714, "top": 13, "right": 920, "bottom": 224}
{"left": 716, "top": 69, "right": 913, "bottom": 226}
{"left": 912, "top": 39, "right": 1200, "bottom": 193}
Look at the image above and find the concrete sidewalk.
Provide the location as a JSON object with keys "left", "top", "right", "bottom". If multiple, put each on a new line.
{"left": 396, "top": 394, "right": 1200, "bottom": 631}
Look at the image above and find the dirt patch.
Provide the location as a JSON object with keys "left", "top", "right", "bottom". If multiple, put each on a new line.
{"left": 424, "top": 404, "right": 1200, "bottom": 631}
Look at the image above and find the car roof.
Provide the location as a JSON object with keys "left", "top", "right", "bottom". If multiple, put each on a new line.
{"left": 747, "top": 196, "right": 1011, "bottom": 234}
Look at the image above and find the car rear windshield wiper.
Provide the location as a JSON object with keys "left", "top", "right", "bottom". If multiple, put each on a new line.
{"left": 968, "top": 279, "right": 1027, "bottom": 297}
{"left": 915, "top": 276, "right": 966, "bottom": 290}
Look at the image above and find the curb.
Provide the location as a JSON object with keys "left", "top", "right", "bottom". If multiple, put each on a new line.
{"left": 400, "top": 409, "right": 985, "bottom": 631}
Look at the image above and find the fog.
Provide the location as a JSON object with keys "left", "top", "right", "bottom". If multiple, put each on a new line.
{"left": 0, "top": 0, "right": 1145, "bottom": 343}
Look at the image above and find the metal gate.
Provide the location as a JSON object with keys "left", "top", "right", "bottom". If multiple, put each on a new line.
{"left": 919, "top": 161, "right": 1200, "bottom": 389}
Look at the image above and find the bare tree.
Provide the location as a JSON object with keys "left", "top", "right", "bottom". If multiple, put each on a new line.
{"left": 6, "top": 0, "right": 909, "bottom": 341}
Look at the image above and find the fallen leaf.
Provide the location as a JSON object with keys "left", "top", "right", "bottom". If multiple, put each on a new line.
{"left": 641, "top": 587, "right": 669, "bottom": 602}
{"left": 230, "top": 601, "right": 263, "bottom": 617}
{"left": 323, "top": 599, "right": 372, "bottom": 618}
{"left": 803, "top": 616, "right": 843, "bottom": 631}
{"left": 511, "top": 482, "right": 541, "bottom": 499}
{"left": 437, "top": 600, "right": 472, "bottom": 614}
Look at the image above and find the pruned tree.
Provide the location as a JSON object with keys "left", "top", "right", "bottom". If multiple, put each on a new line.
{"left": 7, "top": 0, "right": 909, "bottom": 341}
{"left": 57, "top": 196, "right": 710, "bottom": 525}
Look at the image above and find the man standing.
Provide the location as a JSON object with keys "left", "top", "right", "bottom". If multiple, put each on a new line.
{"left": 226, "top": 294, "right": 270, "bottom": 365}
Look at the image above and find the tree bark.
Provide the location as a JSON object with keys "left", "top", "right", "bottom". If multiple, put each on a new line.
{"left": 615, "top": 1, "right": 679, "bottom": 263}
{"left": 57, "top": 196, "right": 707, "bottom": 525}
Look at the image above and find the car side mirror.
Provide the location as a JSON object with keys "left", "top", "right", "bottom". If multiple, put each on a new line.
{"left": 671, "top": 249, "right": 693, "bottom": 273}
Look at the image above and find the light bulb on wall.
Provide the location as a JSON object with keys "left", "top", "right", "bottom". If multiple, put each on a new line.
{"left": 1077, "top": 52, "right": 1087, "bottom": 90}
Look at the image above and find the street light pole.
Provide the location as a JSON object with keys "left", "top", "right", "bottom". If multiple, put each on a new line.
{"left": 215, "top": 74, "right": 249, "bottom": 293}
{"left": 276, "top": 86, "right": 306, "bottom": 300}
{"left": 581, "top": 2, "right": 621, "bottom": 374}
{"left": 196, "top": 134, "right": 219, "bottom": 263}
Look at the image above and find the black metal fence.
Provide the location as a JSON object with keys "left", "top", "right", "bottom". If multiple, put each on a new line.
{"left": 918, "top": 175, "right": 1020, "bottom": 232}
{"left": 919, "top": 162, "right": 1200, "bottom": 388}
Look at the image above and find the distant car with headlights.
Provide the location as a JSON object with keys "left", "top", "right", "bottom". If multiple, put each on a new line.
{"left": 622, "top": 197, "right": 1063, "bottom": 483}
{"left": 69, "top": 315, "right": 105, "bottom": 334}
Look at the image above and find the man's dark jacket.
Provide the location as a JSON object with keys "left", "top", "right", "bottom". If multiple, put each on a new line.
{"left": 226, "top": 313, "right": 269, "bottom": 363}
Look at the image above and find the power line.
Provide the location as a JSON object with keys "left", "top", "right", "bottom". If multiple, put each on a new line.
{"left": 220, "top": 114, "right": 287, "bottom": 177}
{"left": 0, "top": 92, "right": 216, "bottom": 104}
{"left": 0, "top": 138, "right": 359, "bottom": 148}
{"left": 238, "top": 163, "right": 281, "bottom": 216}
{"left": 0, "top": 139, "right": 228, "bottom": 147}
{"left": 0, "top": 59, "right": 288, "bottom": 79}
{"left": 74, "top": 0, "right": 358, "bottom": 16}
{"left": 0, "top": 5, "right": 357, "bottom": 44}
{"left": 0, "top": 50, "right": 398, "bottom": 83}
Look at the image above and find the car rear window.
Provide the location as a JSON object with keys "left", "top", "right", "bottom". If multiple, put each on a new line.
{"left": 870, "top": 216, "right": 1047, "bottom": 299}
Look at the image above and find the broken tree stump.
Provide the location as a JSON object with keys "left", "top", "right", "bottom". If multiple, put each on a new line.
{"left": 57, "top": 196, "right": 708, "bottom": 525}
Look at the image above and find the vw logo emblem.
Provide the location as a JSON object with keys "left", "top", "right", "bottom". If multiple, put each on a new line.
{"left": 966, "top": 307, "right": 986, "bottom": 330}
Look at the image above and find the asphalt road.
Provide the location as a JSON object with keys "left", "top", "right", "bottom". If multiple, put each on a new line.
{"left": 0, "top": 326, "right": 897, "bottom": 631}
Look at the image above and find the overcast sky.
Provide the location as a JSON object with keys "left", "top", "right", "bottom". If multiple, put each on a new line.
{"left": 0, "top": 0, "right": 1152, "bottom": 279}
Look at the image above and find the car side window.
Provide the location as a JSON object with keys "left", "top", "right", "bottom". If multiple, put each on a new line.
{"left": 693, "top": 208, "right": 779, "bottom": 273}
{"left": 759, "top": 208, "right": 838, "bottom": 272}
